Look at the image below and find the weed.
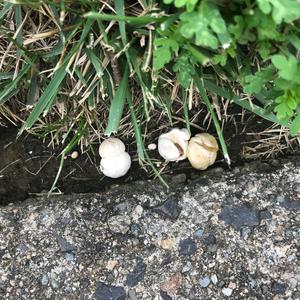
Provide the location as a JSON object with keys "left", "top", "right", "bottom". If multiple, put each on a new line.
{"left": 1, "top": 0, "right": 300, "bottom": 188}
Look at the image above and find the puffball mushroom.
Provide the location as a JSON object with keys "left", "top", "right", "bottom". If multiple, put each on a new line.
{"left": 158, "top": 128, "right": 191, "bottom": 161}
{"left": 187, "top": 133, "right": 218, "bottom": 170}
{"left": 99, "top": 138, "right": 131, "bottom": 178}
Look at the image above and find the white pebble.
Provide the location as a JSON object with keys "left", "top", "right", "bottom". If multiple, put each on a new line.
{"left": 222, "top": 288, "right": 233, "bottom": 297}
{"left": 147, "top": 143, "right": 157, "bottom": 150}
{"left": 211, "top": 274, "right": 218, "bottom": 285}
{"left": 70, "top": 151, "right": 79, "bottom": 159}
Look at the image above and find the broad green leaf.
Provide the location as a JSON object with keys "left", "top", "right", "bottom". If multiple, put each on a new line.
{"left": 271, "top": 54, "right": 298, "bottom": 81}
{"left": 274, "top": 95, "right": 293, "bottom": 119}
{"left": 173, "top": 55, "right": 195, "bottom": 88}
{"left": 274, "top": 89, "right": 300, "bottom": 120}
{"left": 153, "top": 37, "right": 179, "bottom": 70}
{"left": 243, "top": 67, "right": 275, "bottom": 94}
{"left": 290, "top": 107, "right": 300, "bottom": 136}
{"left": 163, "top": 0, "right": 198, "bottom": 12}
{"left": 288, "top": 34, "right": 300, "bottom": 51}
{"left": 180, "top": 1, "right": 231, "bottom": 49}
{"left": 257, "top": 0, "right": 300, "bottom": 24}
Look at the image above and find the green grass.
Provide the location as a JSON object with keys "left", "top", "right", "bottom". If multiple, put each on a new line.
{"left": 1, "top": 0, "right": 300, "bottom": 190}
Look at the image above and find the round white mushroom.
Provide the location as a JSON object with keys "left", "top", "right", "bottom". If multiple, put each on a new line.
{"left": 99, "top": 137, "right": 125, "bottom": 158}
{"left": 100, "top": 152, "right": 131, "bottom": 178}
{"left": 99, "top": 137, "right": 131, "bottom": 178}
{"left": 158, "top": 128, "right": 190, "bottom": 161}
{"left": 187, "top": 133, "right": 218, "bottom": 170}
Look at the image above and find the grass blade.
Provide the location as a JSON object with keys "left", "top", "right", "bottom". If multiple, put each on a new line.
{"left": 194, "top": 75, "right": 231, "bottom": 166}
{"left": 0, "top": 61, "right": 33, "bottom": 104}
{"left": 48, "top": 120, "right": 86, "bottom": 196}
{"left": 203, "top": 79, "right": 290, "bottom": 128}
{"left": 14, "top": 4, "right": 23, "bottom": 58}
{"left": 85, "top": 48, "right": 103, "bottom": 77}
{"left": 84, "top": 12, "right": 166, "bottom": 24}
{"left": 20, "top": 66, "right": 67, "bottom": 133}
{"left": 127, "top": 88, "right": 145, "bottom": 161}
{"left": 0, "top": 2, "right": 13, "bottom": 23}
{"left": 127, "top": 87, "right": 168, "bottom": 188}
{"left": 105, "top": 66, "right": 129, "bottom": 135}
{"left": 19, "top": 20, "right": 93, "bottom": 134}
{"left": 115, "top": 0, "right": 133, "bottom": 71}
{"left": 26, "top": 68, "right": 38, "bottom": 106}
{"left": 182, "top": 88, "right": 191, "bottom": 134}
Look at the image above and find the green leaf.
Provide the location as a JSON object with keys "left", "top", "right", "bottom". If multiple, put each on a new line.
{"left": 85, "top": 48, "right": 103, "bottom": 77}
{"left": 20, "top": 19, "right": 93, "bottom": 134}
{"left": 203, "top": 79, "right": 290, "bottom": 128}
{"left": 243, "top": 67, "right": 275, "bottom": 94}
{"left": 290, "top": 107, "right": 300, "bottom": 136}
{"left": 180, "top": 1, "right": 231, "bottom": 49}
{"left": 274, "top": 95, "right": 293, "bottom": 119}
{"left": 104, "top": 66, "right": 129, "bottom": 135}
{"left": 274, "top": 90, "right": 300, "bottom": 120}
{"left": 153, "top": 37, "right": 179, "bottom": 70}
{"left": 271, "top": 54, "right": 298, "bottom": 81}
{"left": 173, "top": 55, "right": 195, "bottom": 88}
{"left": 0, "top": 62, "right": 33, "bottom": 104}
{"left": 115, "top": 0, "right": 132, "bottom": 72}
{"left": 257, "top": 0, "right": 300, "bottom": 24}
{"left": 163, "top": 0, "right": 198, "bottom": 12}
{"left": 288, "top": 34, "right": 300, "bottom": 51}
{"left": 21, "top": 66, "right": 67, "bottom": 133}
{"left": 194, "top": 75, "right": 230, "bottom": 166}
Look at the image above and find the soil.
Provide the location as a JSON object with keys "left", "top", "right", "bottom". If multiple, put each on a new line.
{"left": 0, "top": 117, "right": 299, "bottom": 206}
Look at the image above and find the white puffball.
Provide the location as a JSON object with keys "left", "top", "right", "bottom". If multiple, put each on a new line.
{"left": 99, "top": 137, "right": 125, "bottom": 158}
{"left": 187, "top": 133, "right": 218, "bottom": 170}
{"left": 100, "top": 152, "right": 131, "bottom": 178}
{"left": 158, "top": 128, "right": 190, "bottom": 161}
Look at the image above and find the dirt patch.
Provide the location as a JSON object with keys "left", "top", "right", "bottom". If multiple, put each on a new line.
{"left": 0, "top": 121, "right": 299, "bottom": 205}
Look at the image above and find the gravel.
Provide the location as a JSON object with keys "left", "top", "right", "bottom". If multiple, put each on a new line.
{"left": 0, "top": 157, "right": 299, "bottom": 299}
{"left": 199, "top": 277, "right": 210, "bottom": 288}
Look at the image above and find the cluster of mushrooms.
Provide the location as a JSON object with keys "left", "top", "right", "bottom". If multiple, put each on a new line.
{"left": 99, "top": 128, "right": 219, "bottom": 178}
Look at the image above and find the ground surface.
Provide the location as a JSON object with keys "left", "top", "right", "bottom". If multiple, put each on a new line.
{"left": 1, "top": 124, "right": 300, "bottom": 206}
{"left": 0, "top": 158, "right": 299, "bottom": 299}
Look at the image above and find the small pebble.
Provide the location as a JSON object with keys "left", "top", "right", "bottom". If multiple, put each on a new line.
{"left": 211, "top": 274, "right": 218, "bottom": 285}
{"left": 160, "top": 238, "right": 174, "bottom": 250}
{"left": 199, "top": 277, "right": 210, "bottom": 288}
{"left": 161, "top": 273, "right": 182, "bottom": 294}
{"left": 70, "top": 151, "right": 79, "bottom": 159}
{"left": 222, "top": 288, "right": 233, "bottom": 297}
{"left": 147, "top": 143, "right": 157, "bottom": 150}
{"left": 106, "top": 260, "right": 118, "bottom": 270}
{"left": 193, "top": 229, "right": 204, "bottom": 238}
{"left": 179, "top": 238, "right": 197, "bottom": 256}
{"left": 65, "top": 253, "right": 75, "bottom": 261}
{"left": 41, "top": 274, "right": 48, "bottom": 286}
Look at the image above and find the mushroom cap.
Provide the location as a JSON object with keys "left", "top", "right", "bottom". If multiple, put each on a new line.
{"left": 158, "top": 128, "right": 189, "bottom": 161}
{"left": 187, "top": 133, "right": 218, "bottom": 170}
{"left": 100, "top": 152, "right": 131, "bottom": 178}
{"left": 99, "top": 137, "right": 126, "bottom": 158}
{"left": 181, "top": 128, "right": 191, "bottom": 141}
